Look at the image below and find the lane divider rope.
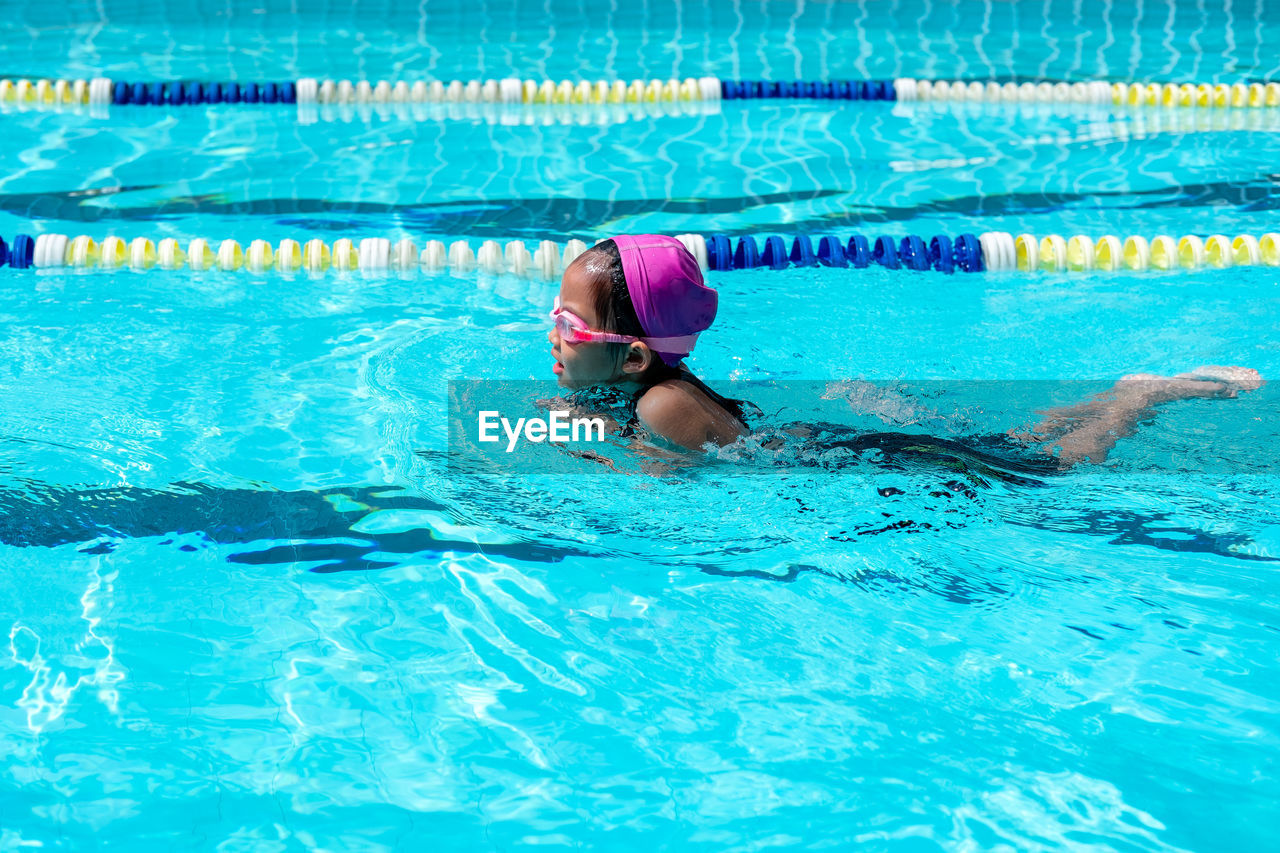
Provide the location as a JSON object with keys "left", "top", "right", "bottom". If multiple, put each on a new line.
{"left": 297, "top": 77, "right": 722, "bottom": 105}
{"left": 293, "top": 99, "right": 723, "bottom": 125}
{"left": 10, "top": 233, "right": 604, "bottom": 276}
{"left": 5, "top": 76, "right": 1279, "bottom": 113}
{"left": 894, "top": 79, "right": 1280, "bottom": 108}
{"left": 7, "top": 231, "right": 1279, "bottom": 276}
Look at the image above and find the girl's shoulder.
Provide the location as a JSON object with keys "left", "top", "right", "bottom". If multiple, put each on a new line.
{"left": 635, "top": 370, "right": 754, "bottom": 449}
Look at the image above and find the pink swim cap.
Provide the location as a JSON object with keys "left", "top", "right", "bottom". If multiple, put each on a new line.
{"left": 614, "top": 234, "right": 717, "bottom": 367}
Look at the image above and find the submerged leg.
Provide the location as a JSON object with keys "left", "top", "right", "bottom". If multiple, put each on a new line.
{"left": 1010, "top": 365, "right": 1263, "bottom": 466}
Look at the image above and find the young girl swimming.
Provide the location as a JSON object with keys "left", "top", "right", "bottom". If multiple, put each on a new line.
{"left": 549, "top": 234, "right": 751, "bottom": 450}
{"left": 549, "top": 233, "right": 1263, "bottom": 464}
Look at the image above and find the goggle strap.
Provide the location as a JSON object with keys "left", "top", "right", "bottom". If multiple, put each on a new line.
{"left": 639, "top": 332, "right": 700, "bottom": 351}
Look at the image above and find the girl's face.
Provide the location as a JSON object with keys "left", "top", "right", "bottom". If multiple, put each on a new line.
{"left": 548, "top": 262, "right": 631, "bottom": 390}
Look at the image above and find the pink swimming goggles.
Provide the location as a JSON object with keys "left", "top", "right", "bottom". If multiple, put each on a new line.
{"left": 549, "top": 295, "right": 701, "bottom": 351}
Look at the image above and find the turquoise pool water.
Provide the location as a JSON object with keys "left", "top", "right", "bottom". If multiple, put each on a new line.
{"left": 3, "top": 0, "right": 1280, "bottom": 850}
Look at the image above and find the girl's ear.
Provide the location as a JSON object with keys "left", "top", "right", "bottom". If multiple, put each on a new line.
{"left": 620, "top": 342, "right": 654, "bottom": 375}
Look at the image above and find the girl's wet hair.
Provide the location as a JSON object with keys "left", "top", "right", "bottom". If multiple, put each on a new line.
{"left": 575, "top": 239, "right": 646, "bottom": 340}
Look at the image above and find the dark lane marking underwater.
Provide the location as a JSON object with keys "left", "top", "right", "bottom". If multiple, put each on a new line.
{"left": 833, "top": 172, "right": 1280, "bottom": 223}
{"left": 0, "top": 187, "right": 842, "bottom": 236}
{"left": 0, "top": 481, "right": 589, "bottom": 573}
{"left": 6, "top": 173, "right": 1278, "bottom": 236}
{"left": 0, "top": 465, "right": 1271, "bottom": 579}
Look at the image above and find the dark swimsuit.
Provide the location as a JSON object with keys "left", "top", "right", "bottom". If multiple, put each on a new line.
{"left": 786, "top": 424, "right": 1066, "bottom": 480}
{"left": 565, "top": 365, "right": 758, "bottom": 439}
{"left": 565, "top": 373, "right": 1062, "bottom": 479}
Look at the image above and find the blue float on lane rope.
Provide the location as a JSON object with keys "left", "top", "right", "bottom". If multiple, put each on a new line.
{"left": 954, "top": 234, "right": 984, "bottom": 272}
{"left": 872, "top": 236, "right": 899, "bottom": 269}
{"left": 10, "top": 235, "right": 34, "bottom": 269}
{"left": 816, "top": 235, "right": 847, "bottom": 267}
{"left": 707, "top": 234, "right": 733, "bottom": 271}
{"left": 733, "top": 236, "right": 761, "bottom": 269}
{"left": 899, "top": 235, "right": 930, "bottom": 270}
{"left": 929, "top": 235, "right": 955, "bottom": 274}
{"left": 845, "top": 235, "right": 870, "bottom": 268}
{"left": 789, "top": 235, "right": 817, "bottom": 267}
{"left": 760, "top": 236, "right": 788, "bottom": 269}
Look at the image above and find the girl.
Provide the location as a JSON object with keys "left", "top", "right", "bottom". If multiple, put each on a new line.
{"left": 548, "top": 234, "right": 752, "bottom": 450}
{"left": 548, "top": 234, "right": 1263, "bottom": 464}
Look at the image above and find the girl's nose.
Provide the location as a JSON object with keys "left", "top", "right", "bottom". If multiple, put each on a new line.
{"left": 548, "top": 325, "right": 560, "bottom": 345}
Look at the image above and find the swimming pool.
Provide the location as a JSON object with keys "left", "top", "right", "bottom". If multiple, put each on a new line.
{"left": 3, "top": 0, "right": 1280, "bottom": 849}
